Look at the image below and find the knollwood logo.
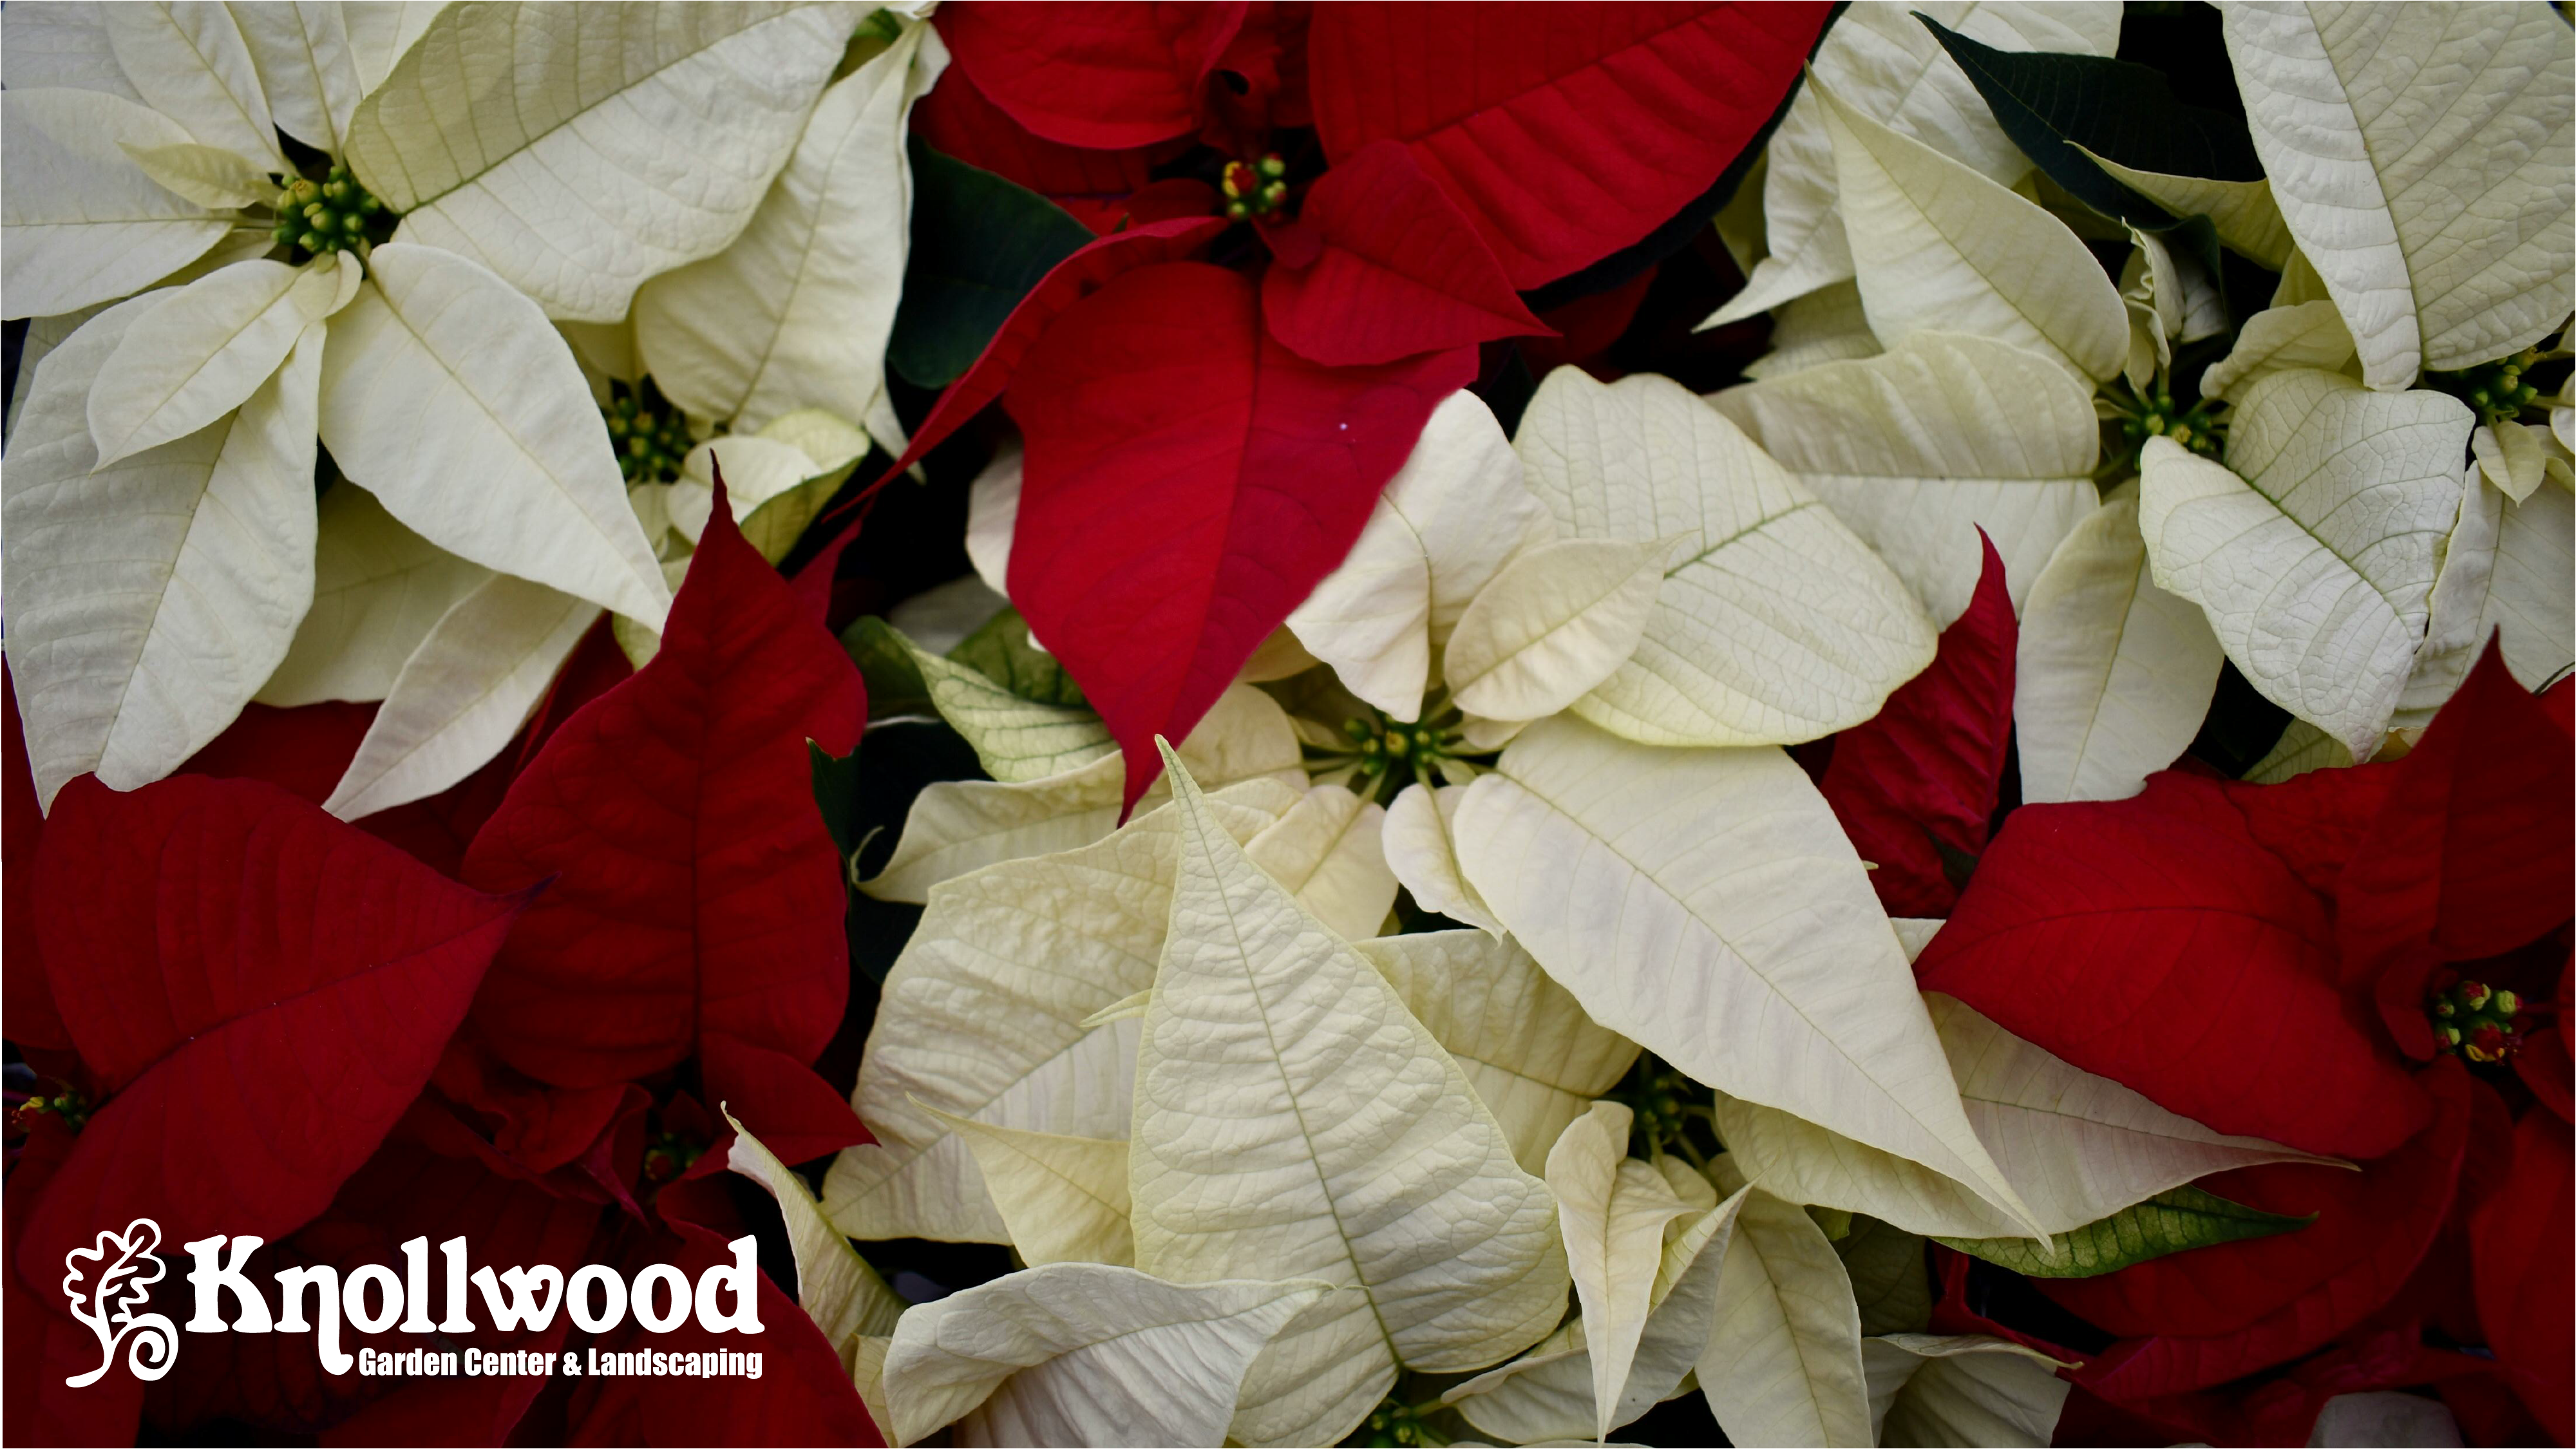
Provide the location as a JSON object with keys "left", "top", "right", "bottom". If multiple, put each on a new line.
{"left": 62, "top": 1218, "right": 770, "bottom": 1387}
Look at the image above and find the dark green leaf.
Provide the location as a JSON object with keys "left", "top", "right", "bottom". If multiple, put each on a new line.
{"left": 841, "top": 616, "right": 933, "bottom": 719}
{"left": 948, "top": 605, "right": 1085, "bottom": 708}
{"left": 1937, "top": 1185, "right": 2313, "bottom": 1278}
{"left": 809, "top": 740, "right": 865, "bottom": 871}
{"left": 1919, "top": 14, "right": 2262, "bottom": 230}
{"left": 1835, "top": 1214, "right": 1933, "bottom": 1334}
{"left": 887, "top": 137, "right": 1094, "bottom": 390}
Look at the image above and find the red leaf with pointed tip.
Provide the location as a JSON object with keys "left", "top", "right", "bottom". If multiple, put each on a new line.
{"left": 2336, "top": 643, "right": 2576, "bottom": 989}
{"left": 1916, "top": 772, "right": 2432, "bottom": 1160}
{"left": 940, "top": 1, "right": 1245, "bottom": 149}
{"left": 1821, "top": 533, "right": 2014, "bottom": 917}
{"left": 2474, "top": 1106, "right": 2573, "bottom": 1444}
{"left": 20, "top": 773, "right": 522, "bottom": 1291}
{"left": 700, "top": 1035, "right": 870, "bottom": 1166}
{"left": 1261, "top": 139, "right": 1551, "bottom": 366}
{"left": 2051, "top": 1065, "right": 2473, "bottom": 1400}
{"left": 464, "top": 484, "right": 865, "bottom": 1089}
{"left": 912, "top": 64, "right": 1173, "bottom": 199}
{"left": 867, "top": 216, "right": 1228, "bottom": 489}
{"left": 1307, "top": 2, "right": 1831, "bottom": 287}
{"left": 3, "top": 669, "right": 68, "bottom": 1052}
{"left": 6, "top": 1117, "right": 145, "bottom": 1449}
{"left": 564, "top": 1222, "right": 884, "bottom": 1448}
{"left": 1004, "top": 261, "right": 1474, "bottom": 810}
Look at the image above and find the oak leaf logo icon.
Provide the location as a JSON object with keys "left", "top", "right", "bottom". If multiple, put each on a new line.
{"left": 61, "top": 1218, "right": 180, "bottom": 1387}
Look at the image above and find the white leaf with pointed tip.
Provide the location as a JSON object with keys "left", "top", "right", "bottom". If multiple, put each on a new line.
{"left": 1447, "top": 1180, "right": 1748, "bottom": 1444}
{"left": 724, "top": 1110, "right": 905, "bottom": 1369}
{"left": 2222, "top": 2, "right": 2573, "bottom": 390}
{"left": 1738, "top": 281, "right": 1881, "bottom": 377}
{"left": 1380, "top": 784, "right": 1506, "bottom": 936}
{"left": 1452, "top": 716, "right": 2041, "bottom": 1235}
{"left": 349, "top": 2, "right": 862, "bottom": 322}
{"left": 2014, "top": 495, "right": 2226, "bottom": 804}
{"left": 118, "top": 140, "right": 274, "bottom": 210}
{"left": 827, "top": 781, "right": 1301, "bottom": 1242}
{"left": 1, "top": 89, "right": 231, "bottom": 321}
{"left": 5, "top": 303, "right": 319, "bottom": 807}
{"left": 1707, "top": 2, "right": 2122, "bottom": 327}
{"left": 2138, "top": 369, "right": 2472, "bottom": 756}
{"left": 1243, "top": 784, "right": 1397, "bottom": 942}
{"left": 341, "top": 1, "right": 445, "bottom": 92}
{"left": 2201, "top": 301, "right": 2358, "bottom": 404}
{"left": 1698, "top": 1179, "right": 1873, "bottom": 1449}
{"left": 102, "top": 1, "right": 285, "bottom": 169}
{"left": 1862, "top": 1334, "right": 2074, "bottom": 1448}
{"left": 2400, "top": 477, "right": 2573, "bottom": 723}
{"left": 636, "top": 20, "right": 943, "bottom": 429}
{"left": 1710, "top": 994, "right": 2336, "bottom": 1239}
{"left": 861, "top": 685, "right": 1304, "bottom": 903}
{"left": 1516, "top": 368, "right": 1935, "bottom": 745}
{"left": 1132, "top": 748, "right": 1569, "bottom": 1449}
{"left": 1288, "top": 391, "right": 1553, "bottom": 719}
{"left": 260, "top": 485, "right": 494, "bottom": 706}
{"left": 965, "top": 439, "right": 1022, "bottom": 598}
{"left": 1357, "top": 930, "right": 1642, "bottom": 1177}
{"left": 922, "top": 1110, "right": 1134, "bottom": 1268}
{"left": 883, "top": 1264, "right": 1328, "bottom": 1449}
{"left": 1547, "top": 1103, "right": 1701, "bottom": 1441}
{"left": 2, "top": 2, "right": 146, "bottom": 99}
{"left": 317, "top": 244, "right": 672, "bottom": 626}
{"left": 321, "top": 573, "right": 598, "bottom": 819}
{"left": 90, "top": 257, "right": 345, "bottom": 464}
{"left": 1445, "top": 536, "right": 1670, "bottom": 724}
{"left": 1812, "top": 77, "right": 2130, "bottom": 386}
{"left": 1711, "top": 332, "right": 2101, "bottom": 626}
{"left": 231, "top": 0, "right": 363, "bottom": 151}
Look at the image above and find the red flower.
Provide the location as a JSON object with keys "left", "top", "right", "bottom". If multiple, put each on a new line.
{"left": 1918, "top": 643, "right": 2574, "bottom": 1438}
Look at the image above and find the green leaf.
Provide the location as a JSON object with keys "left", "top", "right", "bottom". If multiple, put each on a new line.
{"left": 887, "top": 137, "right": 1094, "bottom": 390}
{"left": 849, "top": 614, "right": 1112, "bottom": 783}
{"left": 840, "top": 616, "right": 933, "bottom": 720}
{"left": 949, "top": 605, "right": 1085, "bottom": 708}
{"left": 1918, "top": 15, "right": 2262, "bottom": 229}
{"left": 1835, "top": 1215, "right": 1932, "bottom": 1336}
{"left": 810, "top": 740, "right": 864, "bottom": 873}
{"left": 1937, "top": 1186, "right": 2313, "bottom": 1278}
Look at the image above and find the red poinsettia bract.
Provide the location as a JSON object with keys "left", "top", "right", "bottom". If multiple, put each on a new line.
{"left": 848, "top": 0, "right": 1832, "bottom": 804}
{"left": 1918, "top": 644, "right": 2574, "bottom": 1437}
{"left": 4, "top": 483, "right": 886, "bottom": 1446}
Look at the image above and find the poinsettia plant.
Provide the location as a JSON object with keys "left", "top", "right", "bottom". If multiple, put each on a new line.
{"left": 4, "top": 2, "right": 2571, "bottom": 1448}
